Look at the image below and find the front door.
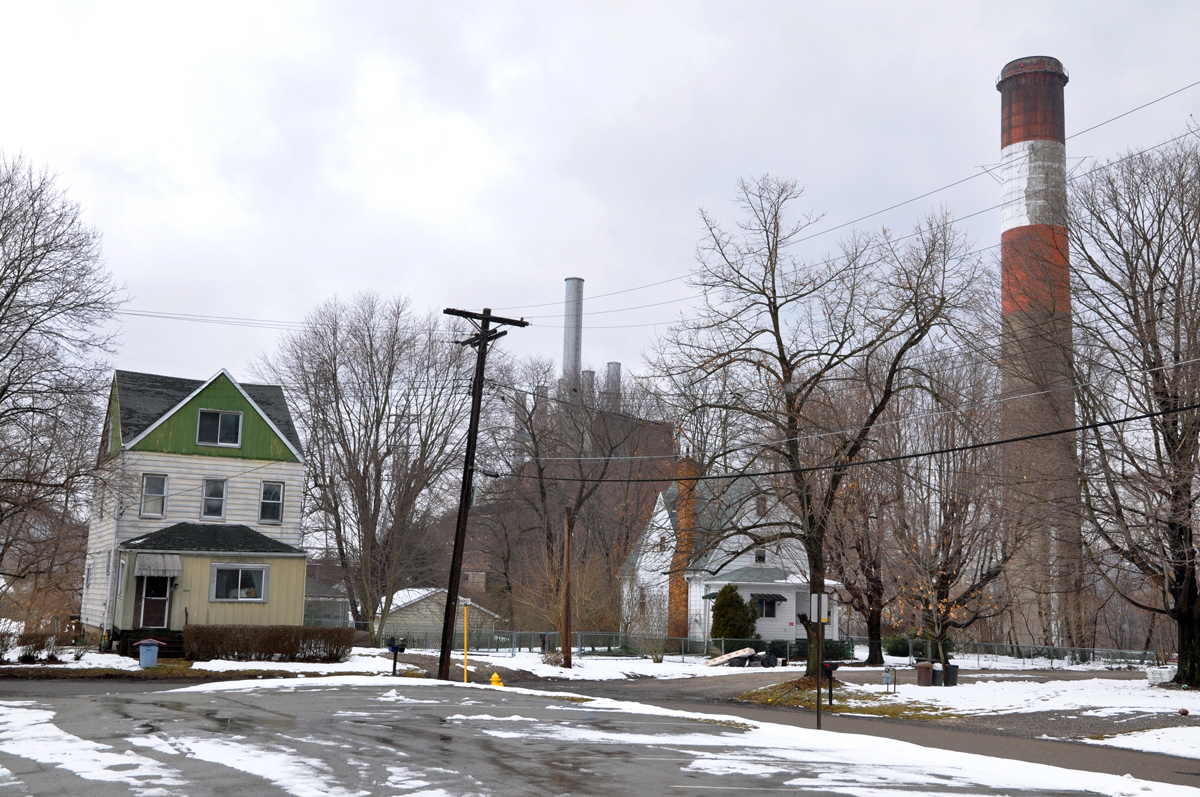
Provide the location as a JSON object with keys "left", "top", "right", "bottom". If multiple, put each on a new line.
{"left": 137, "top": 576, "right": 170, "bottom": 628}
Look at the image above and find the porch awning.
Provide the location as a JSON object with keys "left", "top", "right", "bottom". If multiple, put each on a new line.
{"left": 702, "top": 592, "right": 720, "bottom": 600}
{"left": 750, "top": 593, "right": 788, "bottom": 603}
{"left": 134, "top": 553, "right": 182, "bottom": 578}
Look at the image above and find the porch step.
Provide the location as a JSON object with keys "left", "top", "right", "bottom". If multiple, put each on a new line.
{"left": 117, "top": 630, "right": 186, "bottom": 659}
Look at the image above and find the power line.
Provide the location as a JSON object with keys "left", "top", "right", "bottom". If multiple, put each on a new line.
{"left": 505, "top": 400, "right": 1200, "bottom": 484}
{"left": 490, "top": 77, "right": 1200, "bottom": 312}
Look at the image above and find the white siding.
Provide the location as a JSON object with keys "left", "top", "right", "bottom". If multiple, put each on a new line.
{"left": 81, "top": 450, "right": 305, "bottom": 633}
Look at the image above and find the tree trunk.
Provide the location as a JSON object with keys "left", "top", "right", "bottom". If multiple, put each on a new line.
{"left": 1177, "top": 609, "right": 1200, "bottom": 687}
{"left": 865, "top": 606, "right": 884, "bottom": 666}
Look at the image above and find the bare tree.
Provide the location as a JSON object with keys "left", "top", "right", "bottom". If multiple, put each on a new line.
{"left": 1070, "top": 136, "right": 1200, "bottom": 685}
{"left": 881, "top": 349, "right": 1018, "bottom": 669}
{"left": 653, "top": 175, "right": 980, "bottom": 675}
{"left": 0, "top": 154, "right": 121, "bottom": 622}
{"left": 474, "top": 357, "right": 673, "bottom": 665}
{"left": 260, "top": 294, "right": 472, "bottom": 644}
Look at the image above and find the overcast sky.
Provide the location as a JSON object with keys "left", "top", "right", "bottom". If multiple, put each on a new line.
{"left": 2, "top": 2, "right": 1198, "bottom": 384}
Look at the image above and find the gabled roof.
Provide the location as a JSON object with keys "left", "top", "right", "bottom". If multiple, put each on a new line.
{"left": 113, "top": 369, "right": 304, "bottom": 456}
{"left": 121, "top": 523, "right": 305, "bottom": 555}
{"left": 714, "top": 566, "right": 790, "bottom": 583}
{"left": 383, "top": 587, "right": 500, "bottom": 618}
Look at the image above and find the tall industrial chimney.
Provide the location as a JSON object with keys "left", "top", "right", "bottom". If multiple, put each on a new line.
{"left": 997, "top": 56, "right": 1084, "bottom": 647}
{"left": 605, "top": 361, "right": 621, "bottom": 412}
{"left": 562, "top": 277, "right": 583, "bottom": 389}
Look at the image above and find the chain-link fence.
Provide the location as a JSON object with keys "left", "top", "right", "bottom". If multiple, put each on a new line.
{"left": 849, "top": 636, "right": 1158, "bottom": 668}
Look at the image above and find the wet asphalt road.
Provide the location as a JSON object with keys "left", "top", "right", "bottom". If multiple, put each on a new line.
{"left": 0, "top": 678, "right": 1176, "bottom": 796}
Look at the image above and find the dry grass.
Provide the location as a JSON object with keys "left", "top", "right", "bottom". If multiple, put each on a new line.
{"left": 738, "top": 678, "right": 956, "bottom": 721}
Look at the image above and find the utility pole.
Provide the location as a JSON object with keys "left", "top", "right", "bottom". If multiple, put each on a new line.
{"left": 562, "top": 506, "right": 573, "bottom": 668}
{"left": 437, "top": 307, "right": 528, "bottom": 682}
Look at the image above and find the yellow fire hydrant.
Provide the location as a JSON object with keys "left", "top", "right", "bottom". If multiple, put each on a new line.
{"left": 490, "top": 672, "right": 504, "bottom": 687}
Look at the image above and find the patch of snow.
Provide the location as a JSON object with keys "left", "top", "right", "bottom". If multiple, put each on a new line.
{"left": 0, "top": 704, "right": 185, "bottom": 795}
{"left": 444, "top": 714, "right": 540, "bottom": 722}
{"left": 1085, "top": 727, "right": 1200, "bottom": 760}
{"left": 192, "top": 649, "right": 421, "bottom": 675}
{"left": 163, "top": 735, "right": 369, "bottom": 797}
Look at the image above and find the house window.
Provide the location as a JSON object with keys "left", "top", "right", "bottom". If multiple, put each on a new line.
{"left": 201, "top": 478, "right": 227, "bottom": 519}
{"left": 757, "top": 599, "right": 776, "bottom": 618}
{"left": 116, "top": 559, "right": 126, "bottom": 598}
{"left": 259, "top": 481, "right": 284, "bottom": 524}
{"left": 210, "top": 564, "right": 269, "bottom": 602}
{"left": 197, "top": 410, "right": 241, "bottom": 447}
{"left": 755, "top": 549, "right": 766, "bottom": 563}
{"left": 141, "top": 474, "right": 167, "bottom": 517}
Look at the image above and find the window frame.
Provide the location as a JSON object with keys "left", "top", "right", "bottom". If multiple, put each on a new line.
{"left": 196, "top": 409, "right": 243, "bottom": 448}
{"left": 754, "top": 549, "right": 767, "bottom": 563}
{"left": 258, "top": 481, "right": 285, "bottom": 524}
{"left": 200, "top": 477, "right": 228, "bottom": 521}
{"left": 116, "top": 559, "right": 126, "bottom": 598}
{"left": 140, "top": 473, "right": 168, "bottom": 518}
{"left": 209, "top": 563, "right": 270, "bottom": 603}
{"left": 757, "top": 599, "right": 776, "bottom": 618}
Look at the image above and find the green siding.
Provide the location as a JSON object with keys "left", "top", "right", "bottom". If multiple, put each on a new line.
{"left": 130, "top": 374, "right": 299, "bottom": 462}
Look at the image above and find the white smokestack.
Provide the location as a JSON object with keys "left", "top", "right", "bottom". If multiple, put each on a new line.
{"left": 563, "top": 277, "right": 583, "bottom": 388}
{"left": 605, "top": 361, "right": 621, "bottom": 411}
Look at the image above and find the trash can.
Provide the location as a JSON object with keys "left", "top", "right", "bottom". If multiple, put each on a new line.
{"left": 916, "top": 661, "right": 934, "bottom": 687}
{"left": 932, "top": 663, "right": 943, "bottom": 687}
{"left": 944, "top": 664, "right": 959, "bottom": 687}
{"left": 134, "top": 639, "right": 165, "bottom": 669}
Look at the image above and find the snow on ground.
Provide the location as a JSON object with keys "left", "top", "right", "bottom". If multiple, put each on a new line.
{"left": 1085, "top": 727, "right": 1200, "bottom": 760}
{"left": 852, "top": 644, "right": 1148, "bottom": 672}
{"left": 0, "top": 650, "right": 142, "bottom": 670}
{"left": 849, "top": 676, "right": 1199, "bottom": 717}
{"left": 406, "top": 649, "right": 802, "bottom": 680}
{"left": 166, "top": 675, "right": 1198, "bottom": 796}
{"left": 191, "top": 647, "right": 423, "bottom": 675}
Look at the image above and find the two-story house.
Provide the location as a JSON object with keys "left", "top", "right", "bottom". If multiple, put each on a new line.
{"left": 80, "top": 369, "right": 307, "bottom": 652}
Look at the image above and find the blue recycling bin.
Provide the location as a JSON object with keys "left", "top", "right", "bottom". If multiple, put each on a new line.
{"left": 135, "top": 639, "right": 165, "bottom": 668}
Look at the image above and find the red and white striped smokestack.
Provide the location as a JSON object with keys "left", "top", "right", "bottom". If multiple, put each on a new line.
{"left": 996, "top": 56, "right": 1084, "bottom": 647}
{"left": 998, "top": 56, "right": 1069, "bottom": 319}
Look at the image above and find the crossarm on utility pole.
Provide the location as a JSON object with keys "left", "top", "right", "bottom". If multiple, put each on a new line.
{"left": 437, "top": 307, "right": 527, "bottom": 681}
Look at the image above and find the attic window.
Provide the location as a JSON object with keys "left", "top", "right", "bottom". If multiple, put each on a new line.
{"left": 755, "top": 549, "right": 766, "bottom": 563}
{"left": 198, "top": 410, "right": 241, "bottom": 447}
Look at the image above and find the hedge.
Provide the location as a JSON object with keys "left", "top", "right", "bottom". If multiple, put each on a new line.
{"left": 16, "top": 632, "right": 60, "bottom": 663}
{"left": 183, "top": 625, "right": 354, "bottom": 662}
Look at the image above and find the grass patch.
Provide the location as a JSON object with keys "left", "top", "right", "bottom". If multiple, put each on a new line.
{"left": 694, "top": 717, "right": 754, "bottom": 731}
{"left": 738, "top": 678, "right": 956, "bottom": 721}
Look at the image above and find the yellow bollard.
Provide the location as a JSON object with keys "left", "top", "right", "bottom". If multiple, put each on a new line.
{"left": 490, "top": 672, "right": 504, "bottom": 687}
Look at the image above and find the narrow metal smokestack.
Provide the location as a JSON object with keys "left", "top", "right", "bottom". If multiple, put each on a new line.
{"left": 997, "top": 56, "right": 1082, "bottom": 647}
{"left": 605, "top": 362, "right": 621, "bottom": 412}
{"left": 562, "top": 277, "right": 583, "bottom": 388}
{"left": 580, "top": 370, "right": 595, "bottom": 405}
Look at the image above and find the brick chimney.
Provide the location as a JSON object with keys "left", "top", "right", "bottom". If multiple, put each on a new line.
{"left": 667, "top": 458, "right": 697, "bottom": 639}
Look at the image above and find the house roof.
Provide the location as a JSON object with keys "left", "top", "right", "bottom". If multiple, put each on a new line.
{"left": 113, "top": 370, "right": 304, "bottom": 453}
{"left": 121, "top": 523, "right": 305, "bottom": 555}
{"left": 714, "top": 566, "right": 790, "bottom": 584}
{"left": 305, "top": 577, "right": 347, "bottom": 599}
{"left": 383, "top": 587, "right": 501, "bottom": 618}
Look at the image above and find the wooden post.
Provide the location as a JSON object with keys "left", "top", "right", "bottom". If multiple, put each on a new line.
{"left": 562, "top": 506, "right": 573, "bottom": 668}
{"left": 463, "top": 604, "right": 469, "bottom": 683}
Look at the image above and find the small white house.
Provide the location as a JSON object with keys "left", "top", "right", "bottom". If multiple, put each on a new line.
{"left": 621, "top": 475, "right": 839, "bottom": 643}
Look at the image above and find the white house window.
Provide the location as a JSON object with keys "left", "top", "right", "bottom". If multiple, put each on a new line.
{"left": 755, "top": 549, "right": 766, "bottom": 563}
{"left": 757, "top": 599, "right": 777, "bottom": 618}
{"left": 116, "top": 559, "right": 126, "bottom": 598}
{"left": 197, "top": 410, "right": 241, "bottom": 447}
{"left": 141, "top": 474, "right": 167, "bottom": 517}
{"left": 259, "top": 481, "right": 284, "bottom": 524}
{"left": 201, "top": 478, "right": 227, "bottom": 519}
{"left": 210, "top": 564, "right": 269, "bottom": 602}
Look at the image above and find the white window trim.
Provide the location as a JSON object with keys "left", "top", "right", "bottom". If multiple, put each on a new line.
{"left": 196, "top": 409, "right": 243, "bottom": 448}
{"left": 259, "top": 480, "right": 284, "bottom": 525}
{"left": 116, "top": 559, "right": 126, "bottom": 598}
{"left": 140, "top": 473, "right": 168, "bottom": 518}
{"left": 209, "top": 563, "right": 271, "bottom": 603}
{"left": 200, "top": 478, "right": 227, "bottom": 521}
